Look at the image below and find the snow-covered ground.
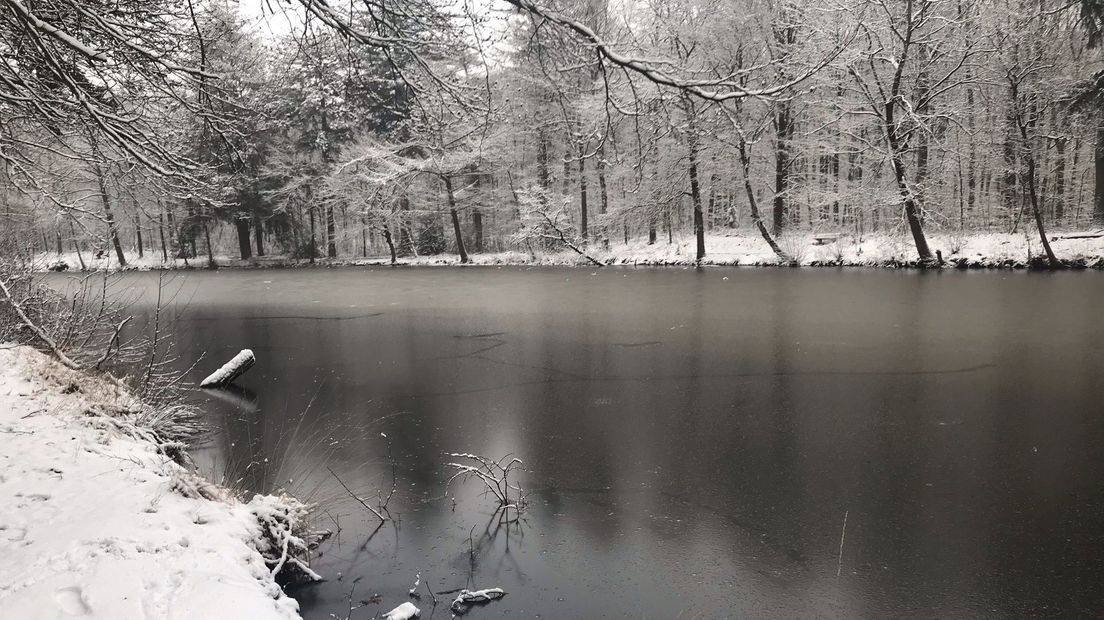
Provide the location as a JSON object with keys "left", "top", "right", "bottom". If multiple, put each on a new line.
{"left": 0, "top": 345, "right": 304, "bottom": 619}
{"left": 32, "top": 230, "right": 1104, "bottom": 271}
{"left": 598, "top": 230, "right": 1104, "bottom": 267}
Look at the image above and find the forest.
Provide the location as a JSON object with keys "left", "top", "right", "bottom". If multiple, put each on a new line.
{"left": 2, "top": 0, "right": 1104, "bottom": 270}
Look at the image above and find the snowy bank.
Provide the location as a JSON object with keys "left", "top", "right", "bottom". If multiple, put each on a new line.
{"left": 0, "top": 345, "right": 309, "bottom": 619}
{"left": 32, "top": 230, "right": 1104, "bottom": 271}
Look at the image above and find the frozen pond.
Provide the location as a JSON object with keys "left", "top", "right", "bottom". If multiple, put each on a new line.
{"left": 104, "top": 266, "right": 1104, "bottom": 617}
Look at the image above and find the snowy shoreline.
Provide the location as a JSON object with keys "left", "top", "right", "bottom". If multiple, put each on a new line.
{"left": 0, "top": 346, "right": 308, "bottom": 619}
{"left": 34, "top": 231, "right": 1104, "bottom": 272}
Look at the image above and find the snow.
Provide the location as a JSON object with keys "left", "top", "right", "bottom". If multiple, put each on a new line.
{"left": 450, "top": 588, "right": 506, "bottom": 613}
{"left": 382, "top": 601, "right": 420, "bottom": 619}
{"left": 0, "top": 345, "right": 303, "bottom": 619}
{"left": 200, "top": 349, "right": 256, "bottom": 387}
{"left": 32, "top": 230, "right": 1104, "bottom": 271}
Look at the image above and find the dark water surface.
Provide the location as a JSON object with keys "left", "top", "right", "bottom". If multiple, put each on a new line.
{"left": 98, "top": 267, "right": 1104, "bottom": 618}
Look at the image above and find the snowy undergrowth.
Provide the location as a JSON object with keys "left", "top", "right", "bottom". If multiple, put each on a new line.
{"left": 0, "top": 345, "right": 313, "bottom": 619}
{"left": 33, "top": 231, "right": 1104, "bottom": 271}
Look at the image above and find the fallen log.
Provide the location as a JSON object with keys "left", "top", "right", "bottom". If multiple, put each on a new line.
{"left": 450, "top": 588, "right": 505, "bottom": 613}
{"left": 1051, "top": 230, "right": 1104, "bottom": 241}
{"left": 199, "top": 349, "right": 255, "bottom": 388}
{"left": 383, "top": 602, "right": 420, "bottom": 620}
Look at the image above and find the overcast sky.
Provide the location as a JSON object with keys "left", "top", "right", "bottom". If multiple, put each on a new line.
{"left": 233, "top": 0, "right": 299, "bottom": 38}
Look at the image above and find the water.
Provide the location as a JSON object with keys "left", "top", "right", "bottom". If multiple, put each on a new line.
{"left": 95, "top": 266, "right": 1104, "bottom": 617}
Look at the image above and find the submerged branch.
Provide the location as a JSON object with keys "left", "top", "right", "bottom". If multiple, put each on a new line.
{"left": 327, "top": 466, "right": 387, "bottom": 522}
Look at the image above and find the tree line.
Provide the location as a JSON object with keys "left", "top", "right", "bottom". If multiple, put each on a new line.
{"left": 1, "top": 0, "right": 1103, "bottom": 268}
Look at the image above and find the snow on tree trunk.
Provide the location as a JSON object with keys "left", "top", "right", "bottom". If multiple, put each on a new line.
{"left": 200, "top": 349, "right": 256, "bottom": 388}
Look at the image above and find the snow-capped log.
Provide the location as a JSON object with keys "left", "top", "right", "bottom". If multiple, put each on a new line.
{"left": 199, "top": 349, "right": 256, "bottom": 388}
{"left": 383, "top": 601, "right": 420, "bottom": 620}
{"left": 450, "top": 588, "right": 506, "bottom": 613}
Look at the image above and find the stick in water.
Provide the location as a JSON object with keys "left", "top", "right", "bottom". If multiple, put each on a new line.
{"left": 836, "top": 510, "right": 849, "bottom": 578}
{"left": 199, "top": 349, "right": 255, "bottom": 387}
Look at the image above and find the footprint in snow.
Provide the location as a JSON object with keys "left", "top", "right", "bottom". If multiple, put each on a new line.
{"left": 55, "top": 586, "right": 91, "bottom": 616}
{"left": 0, "top": 524, "right": 28, "bottom": 544}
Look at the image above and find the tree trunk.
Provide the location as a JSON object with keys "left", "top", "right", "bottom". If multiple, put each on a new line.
{"left": 384, "top": 227, "right": 397, "bottom": 264}
{"left": 890, "top": 151, "right": 933, "bottom": 262}
{"left": 1094, "top": 122, "right": 1104, "bottom": 226}
{"left": 254, "top": 216, "right": 265, "bottom": 257}
{"left": 398, "top": 195, "right": 414, "bottom": 256}
{"left": 444, "top": 176, "right": 469, "bottom": 263}
{"left": 884, "top": 101, "right": 933, "bottom": 263}
{"left": 687, "top": 110, "right": 706, "bottom": 262}
{"left": 772, "top": 102, "right": 793, "bottom": 236}
{"left": 85, "top": 131, "right": 128, "bottom": 267}
{"left": 562, "top": 145, "right": 571, "bottom": 199}
{"left": 966, "top": 84, "right": 977, "bottom": 223}
{"left": 309, "top": 204, "right": 317, "bottom": 264}
{"left": 165, "top": 208, "right": 179, "bottom": 258}
{"left": 91, "top": 160, "right": 126, "bottom": 266}
{"left": 203, "top": 219, "right": 216, "bottom": 268}
{"left": 326, "top": 205, "right": 337, "bottom": 258}
{"left": 536, "top": 127, "right": 550, "bottom": 203}
{"left": 1017, "top": 112, "right": 1060, "bottom": 268}
{"left": 738, "top": 137, "right": 790, "bottom": 262}
{"left": 1003, "top": 110, "right": 1020, "bottom": 227}
{"left": 597, "top": 143, "right": 609, "bottom": 249}
{"left": 914, "top": 46, "right": 931, "bottom": 212}
{"left": 235, "top": 218, "right": 252, "bottom": 260}
{"left": 579, "top": 155, "right": 588, "bottom": 243}
{"left": 831, "top": 136, "right": 841, "bottom": 223}
{"left": 132, "top": 214, "right": 142, "bottom": 258}
{"left": 1054, "top": 136, "right": 1067, "bottom": 223}
{"left": 158, "top": 212, "right": 167, "bottom": 262}
{"left": 70, "top": 220, "right": 86, "bottom": 270}
{"left": 472, "top": 208, "right": 484, "bottom": 253}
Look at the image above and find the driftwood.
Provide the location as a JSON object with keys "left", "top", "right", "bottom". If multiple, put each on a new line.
{"left": 382, "top": 602, "right": 420, "bottom": 620}
{"left": 199, "top": 349, "right": 255, "bottom": 387}
{"left": 450, "top": 588, "right": 505, "bottom": 614}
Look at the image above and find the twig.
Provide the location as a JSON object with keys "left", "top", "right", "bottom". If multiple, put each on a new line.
{"left": 379, "top": 432, "right": 397, "bottom": 511}
{"left": 469, "top": 524, "right": 476, "bottom": 560}
{"left": 836, "top": 509, "right": 848, "bottom": 578}
{"left": 327, "top": 466, "right": 386, "bottom": 522}
{"left": 94, "top": 316, "right": 132, "bottom": 370}
{"left": 423, "top": 573, "right": 437, "bottom": 605}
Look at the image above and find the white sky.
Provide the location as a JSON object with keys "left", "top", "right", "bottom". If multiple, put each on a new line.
{"left": 229, "top": 0, "right": 516, "bottom": 68}
{"left": 233, "top": 0, "right": 300, "bottom": 38}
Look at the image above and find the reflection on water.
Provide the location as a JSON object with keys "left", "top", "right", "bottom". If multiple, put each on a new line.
{"left": 96, "top": 267, "right": 1104, "bottom": 617}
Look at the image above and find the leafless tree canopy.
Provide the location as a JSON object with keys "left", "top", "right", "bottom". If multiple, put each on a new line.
{"left": 0, "top": 0, "right": 1102, "bottom": 269}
